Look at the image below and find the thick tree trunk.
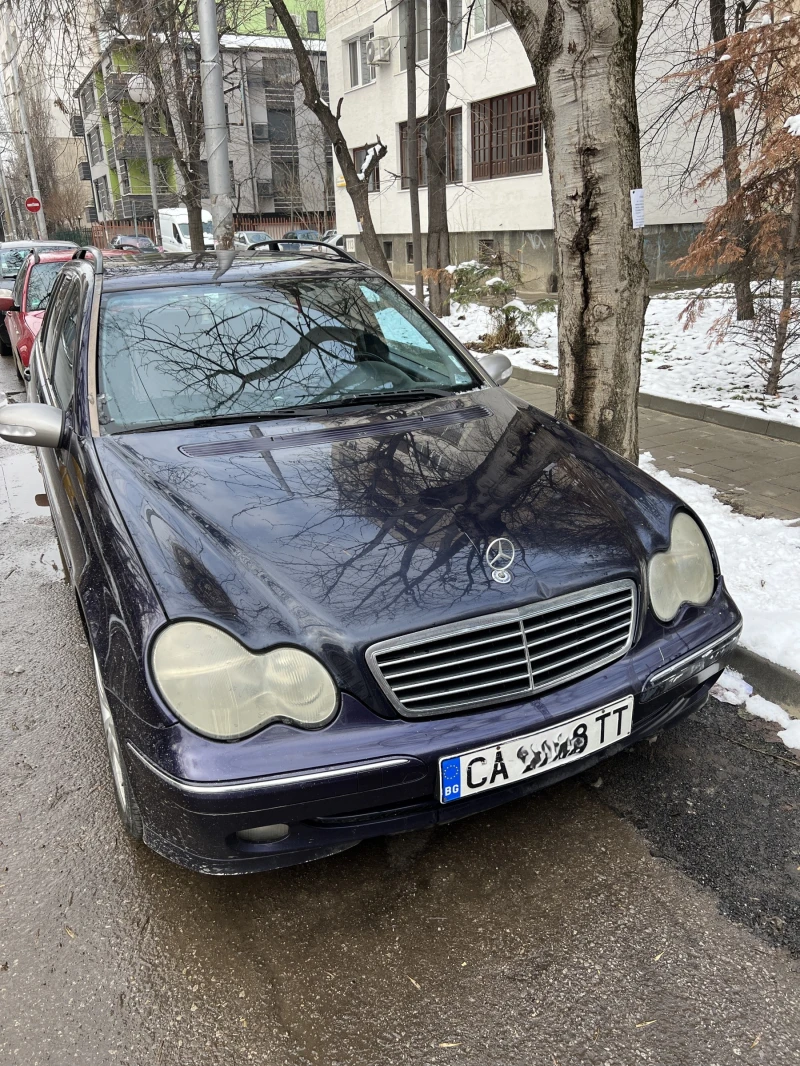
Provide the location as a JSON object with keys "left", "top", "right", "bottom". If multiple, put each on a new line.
{"left": 269, "top": 0, "right": 390, "bottom": 273}
{"left": 498, "top": 0, "right": 648, "bottom": 460}
{"left": 709, "top": 0, "right": 755, "bottom": 321}
{"left": 766, "top": 165, "right": 800, "bottom": 396}
{"left": 407, "top": 0, "right": 424, "bottom": 301}
{"left": 185, "top": 192, "right": 205, "bottom": 252}
{"left": 426, "top": 0, "right": 451, "bottom": 316}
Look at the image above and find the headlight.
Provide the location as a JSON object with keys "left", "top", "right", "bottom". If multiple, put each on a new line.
{"left": 647, "top": 513, "right": 715, "bottom": 622}
{"left": 151, "top": 622, "right": 338, "bottom": 739}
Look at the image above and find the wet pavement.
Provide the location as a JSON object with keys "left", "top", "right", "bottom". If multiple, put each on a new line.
{"left": 1, "top": 358, "right": 799, "bottom": 1065}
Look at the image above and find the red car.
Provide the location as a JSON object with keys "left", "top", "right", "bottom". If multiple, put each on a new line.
{"left": 2, "top": 251, "right": 74, "bottom": 378}
{"left": 2, "top": 248, "right": 137, "bottom": 378}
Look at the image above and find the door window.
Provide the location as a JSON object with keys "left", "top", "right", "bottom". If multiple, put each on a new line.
{"left": 40, "top": 274, "right": 70, "bottom": 377}
{"left": 51, "top": 277, "right": 84, "bottom": 408}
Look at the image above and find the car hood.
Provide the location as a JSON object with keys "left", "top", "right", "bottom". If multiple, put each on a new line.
{"left": 95, "top": 389, "right": 677, "bottom": 677}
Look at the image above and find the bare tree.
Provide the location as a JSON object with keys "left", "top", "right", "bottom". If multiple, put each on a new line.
{"left": 269, "top": 0, "right": 390, "bottom": 273}
{"left": 426, "top": 0, "right": 451, "bottom": 316}
{"left": 495, "top": 0, "right": 648, "bottom": 460}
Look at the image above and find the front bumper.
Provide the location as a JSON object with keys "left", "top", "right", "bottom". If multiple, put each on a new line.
{"left": 125, "top": 591, "right": 742, "bottom": 875}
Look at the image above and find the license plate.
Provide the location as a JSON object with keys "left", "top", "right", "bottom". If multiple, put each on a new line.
{"left": 439, "top": 695, "right": 634, "bottom": 804}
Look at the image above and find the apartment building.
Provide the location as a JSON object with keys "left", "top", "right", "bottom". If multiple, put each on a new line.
{"left": 326, "top": 0, "right": 721, "bottom": 287}
{"left": 74, "top": 2, "right": 331, "bottom": 227}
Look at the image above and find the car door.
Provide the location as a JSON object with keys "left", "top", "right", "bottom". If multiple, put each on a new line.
{"left": 4, "top": 261, "right": 27, "bottom": 359}
{"left": 34, "top": 272, "right": 88, "bottom": 582}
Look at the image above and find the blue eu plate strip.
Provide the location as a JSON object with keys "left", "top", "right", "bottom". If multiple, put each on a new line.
{"left": 440, "top": 757, "right": 462, "bottom": 803}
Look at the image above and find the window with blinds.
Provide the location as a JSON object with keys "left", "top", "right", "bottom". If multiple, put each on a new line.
{"left": 471, "top": 89, "right": 542, "bottom": 181}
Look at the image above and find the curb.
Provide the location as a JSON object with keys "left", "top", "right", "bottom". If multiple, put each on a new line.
{"left": 511, "top": 367, "right": 800, "bottom": 446}
{"left": 730, "top": 647, "right": 800, "bottom": 718}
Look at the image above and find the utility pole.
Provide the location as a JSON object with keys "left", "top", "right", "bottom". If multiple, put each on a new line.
{"left": 196, "top": 0, "right": 234, "bottom": 250}
{"left": 3, "top": 9, "right": 47, "bottom": 239}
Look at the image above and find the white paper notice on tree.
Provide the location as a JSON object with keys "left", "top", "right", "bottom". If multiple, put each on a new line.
{"left": 630, "top": 188, "right": 645, "bottom": 229}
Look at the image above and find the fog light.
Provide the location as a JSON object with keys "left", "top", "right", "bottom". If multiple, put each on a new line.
{"left": 236, "top": 823, "right": 289, "bottom": 844}
{"left": 641, "top": 624, "right": 741, "bottom": 702}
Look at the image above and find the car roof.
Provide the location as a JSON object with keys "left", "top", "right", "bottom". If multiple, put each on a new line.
{"left": 25, "top": 250, "right": 78, "bottom": 265}
{"left": 92, "top": 250, "right": 369, "bottom": 292}
{"left": 0, "top": 240, "right": 77, "bottom": 249}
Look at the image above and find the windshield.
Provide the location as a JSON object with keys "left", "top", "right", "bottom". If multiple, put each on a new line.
{"left": 26, "top": 263, "right": 63, "bottom": 311}
{"left": 244, "top": 232, "right": 267, "bottom": 242}
{"left": 97, "top": 277, "right": 478, "bottom": 432}
{"left": 1, "top": 245, "right": 71, "bottom": 278}
{"left": 180, "top": 221, "right": 214, "bottom": 238}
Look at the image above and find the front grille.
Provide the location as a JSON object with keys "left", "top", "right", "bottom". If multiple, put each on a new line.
{"left": 366, "top": 580, "right": 637, "bottom": 718}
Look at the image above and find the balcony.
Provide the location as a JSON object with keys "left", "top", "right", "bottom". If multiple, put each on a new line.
{"left": 105, "top": 73, "right": 133, "bottom": 102}
{"left": 114, "top": 132, "right": 174, "bottom": 160}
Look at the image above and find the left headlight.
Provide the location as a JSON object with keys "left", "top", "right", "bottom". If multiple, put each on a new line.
{"left": 151, "top": 622, "right": 338, "bottom": 740}
{"left": 647, "top": 512, "right": 715, "bottom": 622}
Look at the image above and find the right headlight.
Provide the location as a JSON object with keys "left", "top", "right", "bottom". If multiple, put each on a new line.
{"left": 647, "top": 512, "right": 715, "bottom": 622}
{"left": 151, "top": 622, "right": 338, "bottom": 740}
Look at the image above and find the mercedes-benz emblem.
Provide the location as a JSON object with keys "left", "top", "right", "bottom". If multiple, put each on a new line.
{"left": 486, "top": 537, "right": 515, "bottom": 584}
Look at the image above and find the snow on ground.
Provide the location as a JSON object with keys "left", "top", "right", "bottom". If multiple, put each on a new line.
{"left": 440, "top": 296, "right": 800, "bottom": 427}
{"left": 639, "top": 453, "right": 800, "bottom": 676}
{"left": 712, "top": 668, "right": 800, "bottom": 751}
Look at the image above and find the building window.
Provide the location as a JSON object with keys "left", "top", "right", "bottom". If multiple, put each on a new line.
{"left": 353, "top": 145, "right": 380, "bottom": 192}
{"left": 399, "top": 108, "right": 463, "bottom": 187}
{"left": 306, "top": 9, "right": 319, "bottom": 33}
{"left": 118, "top": 158, "right": 130, "bottom": 195}
{"left": 471, "top": 0, "right": 508, "bottom": 35}
{"left": 317, "top": 57, "right": 329, "bottom": 97}
{"left": 399, "top": 0, "right": 428, "bottom": 70}
{"left": 406, "top": 241, "right": 414, "bottom": 263}
{"left": 265, "top": 55, "right": 293, "bottom": 86}
{"left": 87, "top": 126, "right": 104, "bottom": 164}
{"left": 471, "top": 89, "right": 542, "bottom": 181}
{"left": 383, "top": 240, "right": 393, "bottom": 261}
{"left": 347, "top": 31, "right": 375, "bottom": 88}
{"left": 79, "top": 82, "right": 96, "bottom": 115}
{"left": 449, "top": 0, "right": 464, "bottom": 51}
{"left": 267, "top": 107, "right": 296, "bottom": 144}
{"left": 94, "top": 175, "right": 111, "bottom": 213}
{"left": 265, "top": 3, "right": 278, "bottom": 30}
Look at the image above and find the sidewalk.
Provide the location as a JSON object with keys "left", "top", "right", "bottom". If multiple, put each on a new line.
{"left": 508, "top": 376, "right": 800, "bottom": 522}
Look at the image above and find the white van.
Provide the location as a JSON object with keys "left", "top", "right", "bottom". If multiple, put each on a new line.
{"left": 159, "top": 207, "right": 215, "bottom": 251}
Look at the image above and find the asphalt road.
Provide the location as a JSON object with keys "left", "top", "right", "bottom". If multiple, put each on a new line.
{"left": 1, "top": 357, "right": 799, "bottom": 1065}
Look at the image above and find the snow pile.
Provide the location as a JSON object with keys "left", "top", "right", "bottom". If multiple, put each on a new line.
{"left": 357, "top": 144, "right": 380, "bottom": 181}
{"left": 441, "top": 295, "right": 800, "bottom": 427}
{"left": 713, "top": 669, "right": 800, "bottom": 751}
{"left": 639, "top": 454, "right": 800, "bottom": 675}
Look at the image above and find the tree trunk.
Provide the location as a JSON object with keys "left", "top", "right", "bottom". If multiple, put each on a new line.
{"left": 766, "top": 164, "right": 800, "bottom": 396}
{"left": 709, "top": 0, "right": 755, "bottom": 321}
{"left": 185, "top": 191, "right": 205, "bottom": 251}
{"left": 497, "top": 0, "right": 648, "bottom": 461}
{"left": 426, "top": 0, "right": 451, "bottom": 316}
{"left": 407, "top": 0, "right": 424, "bottom": 301}
{"left": 269, "top": 0, "right": 390, "bottom": 273}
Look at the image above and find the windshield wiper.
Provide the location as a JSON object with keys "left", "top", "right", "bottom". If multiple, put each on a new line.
{"left": 118, "top": 389, "right": 461, "bottom": 433}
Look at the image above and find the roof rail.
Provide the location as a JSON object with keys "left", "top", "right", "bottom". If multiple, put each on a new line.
{"left": 247, "top": 237, "right": 358, "bottom": 265}
{"left": 72, "top": 246, "right": 104, "bottom": 274}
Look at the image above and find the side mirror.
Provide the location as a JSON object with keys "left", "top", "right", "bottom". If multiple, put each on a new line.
{"left": 0, "top": 402, "right": 65, "bottom": 448}
{"left": 0, "top": 288, "right": 14, "bottom": 313}
{"left": 479, "top": 353, "right": 513, "bottom": 386}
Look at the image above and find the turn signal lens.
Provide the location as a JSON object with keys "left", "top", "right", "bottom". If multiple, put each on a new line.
{"left": 151, "top": 623, "right": 338, "bottom": 739}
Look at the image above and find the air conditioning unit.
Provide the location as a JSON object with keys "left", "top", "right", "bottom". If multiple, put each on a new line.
{"left": 78, "top": 161, "right": 92, "bottom": 180}
{"left": 252, "top": 123, "right": 269, "bottom": 142}
{"left": 365, "top": 37, "right": 391, "bottom": 65}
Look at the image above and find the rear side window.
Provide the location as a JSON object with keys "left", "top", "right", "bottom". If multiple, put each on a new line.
{"left": 26, "top": 263, "right": 63, "bottom": 311}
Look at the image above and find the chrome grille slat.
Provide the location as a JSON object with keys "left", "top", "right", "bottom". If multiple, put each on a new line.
{"left": 366, "top": 579, "right": 637, "bottom": 718}
{"left": 392, "top": 654, "right": 531, "bottom": 693}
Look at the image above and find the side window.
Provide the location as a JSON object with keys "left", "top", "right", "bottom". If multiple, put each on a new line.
{"left": 12, "top": 264, "right": 28, "bottom": 308}
{"left": 172, "top": 223, "right": 182, "bottom": 244}
{"left": 51, "top": 278, "right": 83, "bottom": 408}
{"left": 40, "top": 275, "right": 69, "bottom": 377}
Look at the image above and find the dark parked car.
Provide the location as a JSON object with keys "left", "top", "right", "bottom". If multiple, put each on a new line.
{"left": 281, "top": 228, "right": 321, "bottom": 249}
{"left": 0, "top": 239, "right": 77, "bottom": 357}
{"left": 0, "top": 245, "right": 741, "bottom": 875}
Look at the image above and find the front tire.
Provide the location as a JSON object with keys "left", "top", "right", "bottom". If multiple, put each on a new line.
{"left": 91, "top": 651, "right": 143, "bottom": 841}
